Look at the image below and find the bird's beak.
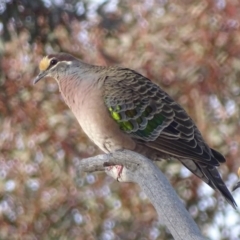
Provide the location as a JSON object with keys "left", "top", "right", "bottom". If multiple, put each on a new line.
{"left": 33, "top": 71, "right": 48, "bottom": 84}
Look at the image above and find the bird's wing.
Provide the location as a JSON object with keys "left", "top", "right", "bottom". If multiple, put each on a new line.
{"left": 103, "top": 68, "right": 225, "bottom": 166}
{"left": 103, "top": 68, "right": 238, "bottom": 208}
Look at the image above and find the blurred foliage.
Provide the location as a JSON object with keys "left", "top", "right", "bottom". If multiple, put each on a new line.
{"left": 0, "top": 0, "right": 240, "bottom": 239}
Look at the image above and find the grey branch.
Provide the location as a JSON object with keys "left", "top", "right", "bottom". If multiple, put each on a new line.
{"left": 75, "top": 149, "right": 207, "bottom": 240}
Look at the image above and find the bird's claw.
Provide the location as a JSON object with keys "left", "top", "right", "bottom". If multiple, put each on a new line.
{"left": 105, "top": 165, "right": 124, "bottom": 181}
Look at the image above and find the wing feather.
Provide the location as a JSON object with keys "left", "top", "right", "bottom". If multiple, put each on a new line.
{"left": 103, "top": 68, "right": 223, "bottom": 166}
{"left": 102, "top": 67, "right": 236, "bottom": 208}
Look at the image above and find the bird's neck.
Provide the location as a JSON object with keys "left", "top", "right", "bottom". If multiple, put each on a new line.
{"left": 58, "top": 73, "right": 97, "bottom": 112}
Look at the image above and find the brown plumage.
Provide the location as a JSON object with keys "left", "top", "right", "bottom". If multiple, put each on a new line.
{"left": 34, "top": 52, "right": 237, "bottom": 208}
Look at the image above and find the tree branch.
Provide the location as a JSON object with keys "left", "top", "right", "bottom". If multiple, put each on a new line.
{"left": 74, "top": 149, "right": 207, "bottom": 240}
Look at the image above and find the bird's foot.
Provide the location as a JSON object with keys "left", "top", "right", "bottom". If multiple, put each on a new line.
{"left": 105, "top": 165, "right": 123, "bottom": 181}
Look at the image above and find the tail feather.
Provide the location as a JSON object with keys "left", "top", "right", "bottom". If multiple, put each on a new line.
{"left": 202, "top": 164, "right": 237, "bottom": 208}
{"left": 180, "top": 159, "right": 237, "bottom": 209}
{"left": 136, "top": 141, "right": 237, "bottom": 208}
{"left": 210, "top": 148, "right": 226, "bottom": 163}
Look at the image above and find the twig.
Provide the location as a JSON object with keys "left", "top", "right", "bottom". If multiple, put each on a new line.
{"left": 74, "top": 149, "right": 207, "bottom": 240}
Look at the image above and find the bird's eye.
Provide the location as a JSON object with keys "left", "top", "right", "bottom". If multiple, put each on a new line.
{"left": 50, "top": 59, "right": 58, "bottom": 66}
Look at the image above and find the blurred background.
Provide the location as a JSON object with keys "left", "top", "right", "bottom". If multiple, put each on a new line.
{"left": 0, "top": 0, "right": 240, "bottom": 239}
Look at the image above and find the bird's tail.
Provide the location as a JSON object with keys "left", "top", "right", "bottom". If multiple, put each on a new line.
{"left": 180, "top": 159, "right": 237, "bottom": 209}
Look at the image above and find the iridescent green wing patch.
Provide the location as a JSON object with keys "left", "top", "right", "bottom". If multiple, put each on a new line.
{"left": 108, "top": 102, "right": 166, "bottom": 140}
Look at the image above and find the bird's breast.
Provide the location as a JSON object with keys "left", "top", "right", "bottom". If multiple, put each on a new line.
{"left": 66, "top": 84, "right": 136, "bottom": 153}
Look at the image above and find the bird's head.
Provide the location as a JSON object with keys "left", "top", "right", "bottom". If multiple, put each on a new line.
{"left": 34, "top": 53, "right": 77, "bottom": 84}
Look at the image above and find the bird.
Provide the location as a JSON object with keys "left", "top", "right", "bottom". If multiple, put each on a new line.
{"left": 34, "top": 52, "right": 237, "bottom": 208}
